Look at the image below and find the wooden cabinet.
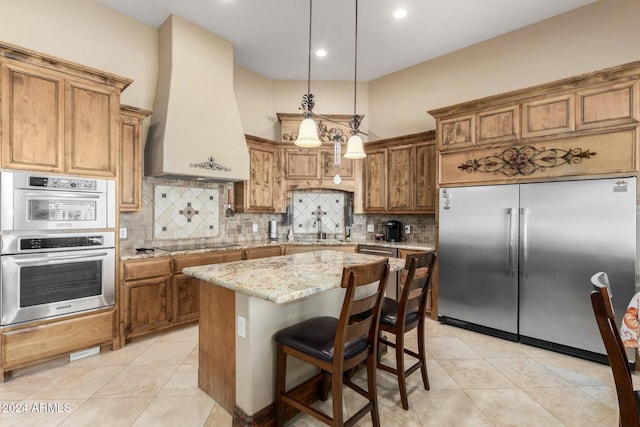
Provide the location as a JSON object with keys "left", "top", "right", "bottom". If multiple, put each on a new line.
{"left": 119, "top": 105, "right": 152, "bottom": 212}
{"left": 0, "top": 43, "right": 131, "bottom": 176}
{"left": 321, "top": 151, "right": 354, "bottom": 180}
{"left": 122, "top": 258, "right": 172, "bottom": 340}
{"left": 285, "top": 149, "right": 319, "bottom": 179}
{"left": 244, "top": 246, "right": 282, "bottom": 259}
{"left": 234, "top": 135, "right": 284, "bottom": 213}
{"left": 364, "top": 148, "right": 387, "bottom": 212}
{"left": 364, "top": 132, "right": 436, "bottom": 213}
{"left": 172, "top": 251, "right": 243, "bottom": 325}
{"left": 121, "top": 251, "right": 243, "bottom": 343}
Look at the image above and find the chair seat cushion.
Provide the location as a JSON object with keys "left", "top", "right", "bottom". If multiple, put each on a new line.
{"left": 274, "top": 316, "right": 369, "bottom": 363}
{"left": 380, "top": 297, "right": 420, "bottom": 328}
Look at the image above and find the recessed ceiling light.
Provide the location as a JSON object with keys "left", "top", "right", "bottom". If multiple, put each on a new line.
{"left": 315, "top": 49, "right": 327, "bottom": 58}
{"left": 393, "top": 8, "right": 407, "bottom": 19}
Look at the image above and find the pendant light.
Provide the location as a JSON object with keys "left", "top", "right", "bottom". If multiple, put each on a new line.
{"left": 295, "top": 0, "right": 321, "bottom": 147}
{"left": 344, "top": 0, "right": 366, "bottom": 159}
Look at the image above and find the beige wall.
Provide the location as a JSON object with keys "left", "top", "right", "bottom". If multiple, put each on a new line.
{"left": 368, "top": 0, "right": 640, "bottom": 139}
{"left": 0, "top": 0, "right": 157, "bottom": 110}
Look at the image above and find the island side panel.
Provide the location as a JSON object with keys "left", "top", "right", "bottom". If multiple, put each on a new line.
{"left": 199, "top": 279, "right": 235, "bottom": 413}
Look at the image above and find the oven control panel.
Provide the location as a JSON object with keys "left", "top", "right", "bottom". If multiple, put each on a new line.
{"left": 29, "top": 176, "right": 97, "bottom": 191}
{"left": 20, "top": 236, "right": 104, "bottom": 250}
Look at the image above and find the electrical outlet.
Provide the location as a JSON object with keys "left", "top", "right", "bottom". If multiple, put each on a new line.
{"left": 119, "top": 228, "right": 127, "bottom": 239}
{"left": 367, "top": 224, "right": 374, "bottom": 233}
{"left": 237, "top": 315, "right": 246, "bottom": 338}
{"left": 252, "top": 223, "right": 258, "bottom": 232}
{"left": 404, "top": 225, "right": 411, "bottom": 234}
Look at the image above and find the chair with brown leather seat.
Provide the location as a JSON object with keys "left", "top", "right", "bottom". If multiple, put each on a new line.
{"left": 274, "top": 258, "right": 390, "bottom": 427}
{"left": 378, "top": 251, "right": 436, "bottom": 410}
{"left": 590, "top": 271, "right": 640, "bottom": 427}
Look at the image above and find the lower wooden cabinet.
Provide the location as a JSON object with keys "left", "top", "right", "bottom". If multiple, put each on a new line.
{"left": 283, "top": 244, "right": 356, "bottom": 255}
{"left": 244, "top": 246, "right": 282, "bottom": 259}
{"left": 121, "top": 251, "right": 244, "bottom": 343}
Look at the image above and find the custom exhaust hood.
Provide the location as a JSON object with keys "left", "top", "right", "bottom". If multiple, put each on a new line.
{"left": 145, "top": 15, "right": 250, "bottom": 181}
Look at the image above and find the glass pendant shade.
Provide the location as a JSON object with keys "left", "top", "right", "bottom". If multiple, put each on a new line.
{"left": 295, "top": 117, "right": 321, "bottom": 147}
{"left": 344, "top": 134, "right": 366, "bottom": 159}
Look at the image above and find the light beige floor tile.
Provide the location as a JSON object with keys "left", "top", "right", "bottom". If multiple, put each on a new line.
{"left": 524, "top": 387, "right": 617, "bottom": 427}
{"left": 466, "top": 388, "right": 563, "bottom": 427}
{"left": 0, "top": 368, "right": 61, "bottom": 400}
{"left": 425, "top": 337, "right": 481, "bottom": 360}
{"left": 486, "top": 358, "right": 574, "bottom": 388}
{"left": 0, "top": 398, "right": 85, "bottom": 427}
{"left": 156, "top": 364, "right": 201, "bottom": 397}
{"left": 95, "top": 364, "right": 178, "bottom": 398}
{"left": 58, "top": 397, "right": 152, "bottom": 427}
{"left": 28, "top": 366, "right": 124, "bottom": 399}
{"left": 155, "top": 323, "right": 199, "bottom": 343}
{"left": 580, "top": 385, "right": 618, "bottom": 410}
{"left": 130, "top": 341, "right": 197, "bottom": 366}
{"left": 535, "top": 355, "right": 614, "bottom": 387}
{"left": 184, "top": 345, "right": 199, "bottom": 365}
{"left": 131, "top": 393, "right": 214, "bottom": 427}
{"left": 410, "top": 389, "right": 493, "bottom": 427}
{"left": 203, "top": 403, "right": 232, "bottom": 427}
{"left": 439, "top": 358, "right": 515, "bottom": 389}
{"left": 70, "top": 339, "right": 158, "bottom": 367}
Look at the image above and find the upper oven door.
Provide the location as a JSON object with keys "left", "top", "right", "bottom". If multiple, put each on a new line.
{"left": 1, "top": 171, "right": 115, "bottom": 231}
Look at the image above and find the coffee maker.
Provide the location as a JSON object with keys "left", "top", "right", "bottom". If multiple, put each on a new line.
{"left": 384, "top": 220, "right": 402, "bottom": 242}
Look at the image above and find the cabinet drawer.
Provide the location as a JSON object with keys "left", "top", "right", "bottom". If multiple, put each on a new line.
{"left": 123, "top": 258, "right": 172, "bottom": 280}
{"left": 2, "top": 310, "right": 114, "bottom": 369}
{"left": 173, "top": 250, "right": 243, "bottom": 272}
{"left": 244, "top": 246, "right": 282, "bottom": 260}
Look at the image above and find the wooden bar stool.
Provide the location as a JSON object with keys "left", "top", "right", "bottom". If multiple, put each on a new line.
{"left": 274, "top": 258, "right": 390, "bottom": 426}
{"left": 377, "top": 251, "right": 436, "bottom": 410}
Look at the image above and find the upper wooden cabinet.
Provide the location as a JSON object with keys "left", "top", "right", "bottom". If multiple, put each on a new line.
{"left": 119, "top": 105, "right": 152, "bottom": 212}
{"left": 364, "top": 131, "right": 436, "bottom": 214}
{"left": 430, "top": 61, "right": 640, "bottom": 186}
{"left": 234, "top": 135, "right": 285, "bottom": 213}
{"left": 0, "top": 42, "right": 131, "bottom": 177}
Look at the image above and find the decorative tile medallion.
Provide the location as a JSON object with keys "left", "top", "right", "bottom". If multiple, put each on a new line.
{"left": 154, "top": 185, "right": 219, "bottom": 239}
{"left": 292, "top": 191, "right": 345, "bottom": 235}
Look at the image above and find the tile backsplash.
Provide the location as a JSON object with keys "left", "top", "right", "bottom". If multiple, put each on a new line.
{"left": 154, "top": 185, "right": 219, "bottom": 239}
{"left": 292, "top": 191, "right": 346, "bottom": 238}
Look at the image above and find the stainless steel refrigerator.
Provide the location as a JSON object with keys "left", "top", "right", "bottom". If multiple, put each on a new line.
{"left": 438, "top": 177, "right": 636, "bottom": 360}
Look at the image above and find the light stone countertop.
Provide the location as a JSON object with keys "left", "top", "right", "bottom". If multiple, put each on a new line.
{"left": 183, "top": 250, "right": 406, "bottom": 304}
{"left": 120, "top": 239, "right": 434, "bottom": 260}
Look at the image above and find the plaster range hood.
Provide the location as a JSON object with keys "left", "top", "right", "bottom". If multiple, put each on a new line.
{"left": 145, "top": 14, "right": 250, "bottom": 181}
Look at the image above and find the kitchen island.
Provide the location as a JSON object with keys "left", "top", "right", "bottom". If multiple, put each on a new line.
{"left": 183, "top": 250, "right": 405, "bottom": 425}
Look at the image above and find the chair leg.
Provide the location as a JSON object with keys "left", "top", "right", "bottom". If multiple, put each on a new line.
{"left": 395, "top": 332, "right": 409, "bottom": 410}
{"left": 275, "top": 343, "right": 286, "bottom": 427}
{"left": 418, "top": 318, "right": 430, "bottom": 390}
{"left": 367, "top": 350, "right": 381, "bottom": 427}
{"left": 331, "top": 367, "right": 343, "bottom": 426}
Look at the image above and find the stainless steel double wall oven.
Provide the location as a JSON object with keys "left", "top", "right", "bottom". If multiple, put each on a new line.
{"left": 0, "top": 171, "right": 116, "bottom": 326}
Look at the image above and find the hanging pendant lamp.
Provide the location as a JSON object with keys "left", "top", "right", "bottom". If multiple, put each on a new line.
{"left": 295, "top": 0, "right": 321, "bottom": 147}
{"left": 344, "top": 0, "right": 366, "bottom": 159}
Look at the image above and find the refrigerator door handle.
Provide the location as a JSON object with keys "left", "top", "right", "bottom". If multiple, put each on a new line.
{"left": 506, "top": 208, "right": 516, "bottom": 277}
{"left": 520, "top": 207, "right": 530, "bottom": 279}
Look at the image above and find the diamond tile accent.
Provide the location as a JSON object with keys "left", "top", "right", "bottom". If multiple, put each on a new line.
{"left": 292, "top": 191, "right": 345, "bottom": 235}
{"left": 154, "top": 185, "right": 219, "bottom": 239}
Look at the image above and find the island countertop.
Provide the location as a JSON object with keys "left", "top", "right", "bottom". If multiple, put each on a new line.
{"left": 183, "top": 249, "right": 406, "bottom": 304}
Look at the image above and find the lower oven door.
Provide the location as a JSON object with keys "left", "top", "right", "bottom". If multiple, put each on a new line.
{"left": 0, "top": 248, "right": 115, "bottom": 326}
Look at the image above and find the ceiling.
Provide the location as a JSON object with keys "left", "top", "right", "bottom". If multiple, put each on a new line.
{"left": 95, "top": 0, "right": 596, "bottom": 82}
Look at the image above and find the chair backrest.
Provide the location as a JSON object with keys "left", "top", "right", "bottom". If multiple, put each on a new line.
{"left": 590, "top": 272, "right": 640, "bottom": 427}
{"left": 397, "top": 251, "right": 437, "bottom": 328}
{"left": 333, "top": 258, "right": 390, "bottom": 367}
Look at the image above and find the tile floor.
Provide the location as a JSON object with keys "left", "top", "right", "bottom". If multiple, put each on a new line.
{"left": 0, "top": 319, "right": 626, "bottom": 426}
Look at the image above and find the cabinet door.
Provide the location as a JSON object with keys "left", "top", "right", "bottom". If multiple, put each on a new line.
{"left": 364, "top": 149, "right": 387, "bottom": 212}
{"left": 320, "top": 151, "right": 353, "bottom": 180}
{"left": 65, "top": 79, "right": 119, "bottom": 177}
{"left": 173, "top": 273, "right": 200, "bottom": 324}
{"left": 285, "top": 149, "right": 319, "bottom": 179}
{"left": 124, "top": 276, "right": 172, "bottom": 337}
{"left": 1, "top": 62, "right": 65, "bottom": 172}
{"left": 248, "top": 144, "right": 276, "bottom": 211}
{"left": 414, "top": 141, "right": 436, "bottom": 212}
{"left": 119, "top": 106, "right": 151, "bottom": 212}
{"left": 387, "top": 145, "right": 413, "bottom": 212}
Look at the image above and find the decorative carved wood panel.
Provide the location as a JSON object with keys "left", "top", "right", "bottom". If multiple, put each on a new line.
{"left": 438, "top": 115, "right": 474, "bottom": 150}
{"left": 477, "top": 106, "right": 519, "bottom": 144}
{"left": 577, "top": 81, "right": 640, "bottom": 130}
